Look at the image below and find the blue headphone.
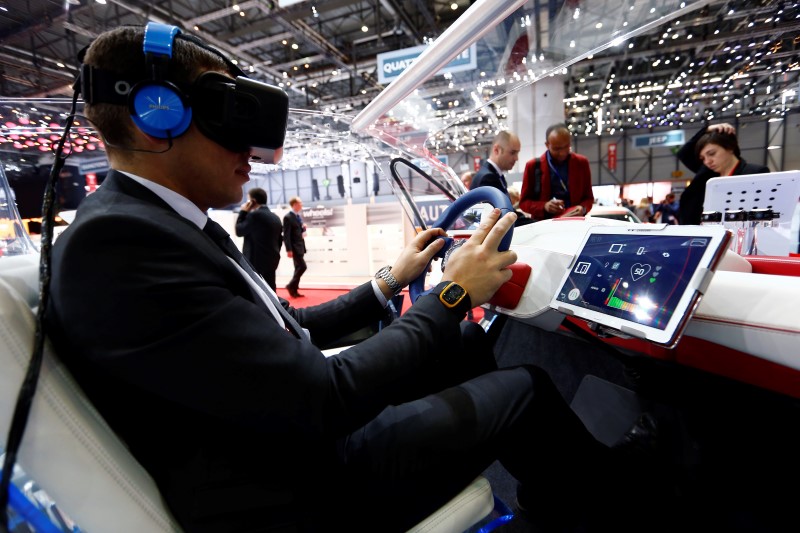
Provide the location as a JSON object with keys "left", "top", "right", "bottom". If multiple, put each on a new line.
{"left": 128, "top": 23, "right": 192, "bottom": 139}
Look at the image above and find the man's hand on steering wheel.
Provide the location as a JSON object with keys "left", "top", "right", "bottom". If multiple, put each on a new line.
{"left": 390, "top": 227, "right": 448, "bottom": 288}
{"left": 440, "top": 208, "right": 518, "bottom": 307}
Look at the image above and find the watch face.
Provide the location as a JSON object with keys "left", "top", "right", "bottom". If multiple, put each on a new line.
{"left": 442, "top": 283, "right": 466, "bottom": 305}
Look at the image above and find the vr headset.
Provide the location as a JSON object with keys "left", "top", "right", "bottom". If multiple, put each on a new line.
{"left": 79, "top": 22, "right": 288, "bottom": 164}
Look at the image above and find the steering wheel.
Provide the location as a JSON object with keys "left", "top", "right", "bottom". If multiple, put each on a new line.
{"left": 409, "top": 186, "right": 515, "bottom": 303}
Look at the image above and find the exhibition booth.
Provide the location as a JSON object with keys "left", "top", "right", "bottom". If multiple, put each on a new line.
{"left": 2, "top": 0, "right": 799, "bottom": 531}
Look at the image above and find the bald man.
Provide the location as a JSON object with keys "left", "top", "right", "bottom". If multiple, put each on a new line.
{"left": 470, "top": 130, "right": 521, "bottom": 196}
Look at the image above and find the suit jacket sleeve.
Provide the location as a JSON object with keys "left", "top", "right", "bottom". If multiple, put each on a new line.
{"left": 49, "top": 204, "right": 466, "bottom": 439}
{"left": 677, "top": 126, "right": 707, "bottom": 173}
{"left": 282, "top": 212, "right": 293, "bottom": 251}
{"left": 520, "top": 156, "right": 547, "bottom": 220}
{"left": 568, "top": 154, "right": 594, "bottom": 216}
{"left": 234, "top": 210, "right": 249, "bottom": 237}
{"left": 519, "top": 158, "right": 545, "bottom": 220}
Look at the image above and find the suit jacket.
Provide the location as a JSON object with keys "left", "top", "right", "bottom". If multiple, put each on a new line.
{"left": 677, "top": 126, "right": 770, "bottom": 225}
{"left": 519, "top": 152, "right": 594, "bottom": 221}
{"left": 234, "top": 205, "right": 282, "bottom": 276}
{"left": 469, "top": 160, "right": 508, "bottom": 195}
{"left": 283, "top": 210, "right": 306, "bottom": 256}
{"left": 46, "top": 170, "right": 468, "bottom": 531}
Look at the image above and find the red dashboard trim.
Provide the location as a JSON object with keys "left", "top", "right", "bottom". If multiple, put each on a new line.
{"left": 744, "top": 255, "right": 800, "bottom": 277}
{"left": 563, "top": 317, "right": 800, "bottom": 399}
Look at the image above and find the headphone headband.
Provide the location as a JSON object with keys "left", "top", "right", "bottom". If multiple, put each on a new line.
{"left": 78, "top": 22, "right": 288, "bottom": 162}
{"left": 143, "top": 23, "right": 181, "bottom": 58}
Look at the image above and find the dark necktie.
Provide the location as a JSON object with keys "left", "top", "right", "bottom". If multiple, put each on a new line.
{"left": 203, "top": 218, "right": 305, "bottom": 338}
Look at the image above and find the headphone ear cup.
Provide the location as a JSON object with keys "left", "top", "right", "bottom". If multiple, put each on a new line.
{"left": 129, "top": 81, "right": 192, "bottom": 138}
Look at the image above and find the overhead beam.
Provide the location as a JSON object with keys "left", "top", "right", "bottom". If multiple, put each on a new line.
{"left": 409, "top": 0, "right": 437, "bottom": 34}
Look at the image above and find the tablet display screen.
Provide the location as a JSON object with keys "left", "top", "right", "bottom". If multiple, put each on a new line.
{"left": 550, "top": 225, "right": 730, "bottom": 345}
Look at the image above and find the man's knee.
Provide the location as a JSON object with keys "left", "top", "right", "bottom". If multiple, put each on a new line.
{"left": 517, "top": 364, "right": 555, "bottom": 389}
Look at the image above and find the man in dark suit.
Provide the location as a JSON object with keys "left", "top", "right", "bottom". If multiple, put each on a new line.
{"left": 235, "top": 187, "right": 282, "bottom": 290}
{"left": 46, "top": 25, "right": 661, "bottom": 533}
{"left": 283, "top": 196, "right": 307, "bottom": 298}
{"left": 469, "top": 130, "right": 521, "bottom": 195}
{"left": 519, "top": 122, "right": 595, "bottom": 221}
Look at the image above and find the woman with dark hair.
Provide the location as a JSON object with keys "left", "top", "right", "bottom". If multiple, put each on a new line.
{"left": 677, "top": 122, "right": 770, "bottom": 225}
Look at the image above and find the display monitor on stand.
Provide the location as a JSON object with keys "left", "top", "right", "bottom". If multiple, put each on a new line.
{"left": 703, "top": 171, "right": 800, "bottom": 256}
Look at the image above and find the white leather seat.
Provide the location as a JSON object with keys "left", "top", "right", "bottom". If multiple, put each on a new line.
{"left": 0, "top": 255, "right": 183, "bottom": 532}
{"left": 0, "top": 254, "right": 495, "bottom": 532}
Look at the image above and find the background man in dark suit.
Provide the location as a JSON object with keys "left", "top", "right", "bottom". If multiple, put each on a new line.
{"left": 469, "top": 130, "right": 521, "bottom": 195}
{"left": 235, "top": 187, "right": 282, "bottom": 290}
{"left": 519, "top": 122, "right": 595, "bottom": 221}
{"left": 283, "top": 196, "right": 307, "bottom": 298}
{"left": 45, "top": 25, "right": 662, "bottom": 533}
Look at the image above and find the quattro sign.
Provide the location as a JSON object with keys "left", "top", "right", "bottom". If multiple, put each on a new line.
{"left": 377, "top": 43, "right": 477, "bottom": 84}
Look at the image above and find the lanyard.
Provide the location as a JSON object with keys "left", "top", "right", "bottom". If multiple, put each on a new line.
{"left": 546, "top": 151, "right": 568, "bottom": 193}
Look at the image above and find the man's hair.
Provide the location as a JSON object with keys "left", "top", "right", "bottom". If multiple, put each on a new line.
{"left": 493, "top": 130, "right": 516, "bottom": 149}
{"left": 289, "top": 196, "right": 302, "bottom": 207}
{"left": 696, "top": 129, "right": 741, "bottom": 159}
{"left": 81, "top": 26, "right": 230, "bottom": 149}
{"left": 545, "top": 123, "right": 570, "bottom": 139}
{"left": 249, "top": 187, "right": 267, "bottom": 205}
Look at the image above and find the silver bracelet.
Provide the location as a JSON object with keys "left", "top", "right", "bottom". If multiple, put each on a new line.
{"left": 375, "top": 265, "right": 402, "bottom": 295}
{"left": 441, "top": 239, "right": 466, "bottom": 273}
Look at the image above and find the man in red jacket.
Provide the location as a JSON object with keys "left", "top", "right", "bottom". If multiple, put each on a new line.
{"left": 519, "top": 123, "right": 594, "bottom": 221}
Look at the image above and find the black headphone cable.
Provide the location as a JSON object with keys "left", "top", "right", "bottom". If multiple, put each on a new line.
{"left": 0, "top": 86, "right": 79, "bottom": 532}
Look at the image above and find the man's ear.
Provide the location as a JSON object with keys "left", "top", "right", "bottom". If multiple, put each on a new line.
{"left": 139, "top": 129, "right": 173, "bottom": 147}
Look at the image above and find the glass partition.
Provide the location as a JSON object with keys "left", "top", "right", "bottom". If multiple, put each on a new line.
{"left": 352, "top": 0, "right": 714, "bottom": 227}
{"left": 0, "top": 164, "right": 38, "bottom": 259}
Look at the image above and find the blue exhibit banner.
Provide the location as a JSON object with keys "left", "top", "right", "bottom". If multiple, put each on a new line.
{"left": 377, "top": 43, "right": 477, "bottom": 84}
{"left": 632, "top": 130, "right": 685, "bottom": 148}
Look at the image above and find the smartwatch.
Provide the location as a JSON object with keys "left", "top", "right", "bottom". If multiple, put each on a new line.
{"left": 433, "top": 281, "right": 471, "bottom": 316}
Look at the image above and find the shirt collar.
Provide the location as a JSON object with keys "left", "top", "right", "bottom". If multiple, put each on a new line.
{"left": 118, "top": 171, "right": 209, "bottom": 230}
{"left": 487, "top": 160, "right": 503, "bottom": 176}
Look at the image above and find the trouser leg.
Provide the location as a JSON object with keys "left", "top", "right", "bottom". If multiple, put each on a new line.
{"left": 334, "top": 363, "right": 608, "bottom": 532}
{"left": 288, "top": 254, "right": 306, "bottom": 292}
